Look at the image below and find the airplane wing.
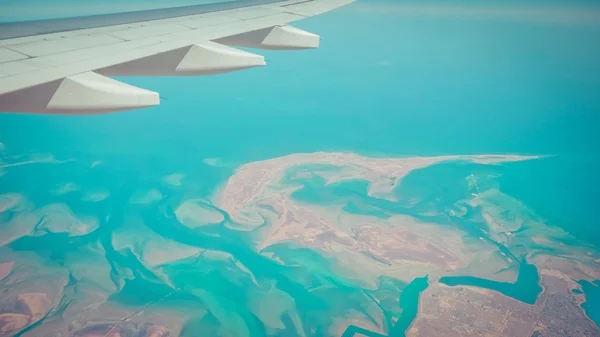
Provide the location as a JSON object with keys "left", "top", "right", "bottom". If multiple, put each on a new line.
{"left": 0, "top": 0, "right": 355, "bottom": 115}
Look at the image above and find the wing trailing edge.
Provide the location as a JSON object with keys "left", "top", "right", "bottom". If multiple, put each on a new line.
{"left": 215, "top": 25, "right": 320, "bottom": 50}
{"left": 98, "top": 41, "right": 266, "bottom": 76}
{"left": 0, "top": 72, "right": 159, "bottom": 115}
{"left": 0, "top": 0, "right": 356, "bottom": 115}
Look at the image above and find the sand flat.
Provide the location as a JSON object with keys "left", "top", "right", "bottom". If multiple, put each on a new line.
{"left": 219, "top": 152, "right": 537, "bottom": 223}
{"left": 218, "top": 152, "right": 541, "bottom": 286}
{"left": 0, "top": 261, "right": 14, "bottom": 280}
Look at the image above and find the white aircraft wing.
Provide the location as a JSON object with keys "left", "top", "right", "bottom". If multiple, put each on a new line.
{"left": 0, "top": 0, "right": 355, "bottom": 114}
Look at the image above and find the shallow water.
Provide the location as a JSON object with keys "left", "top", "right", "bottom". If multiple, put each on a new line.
{"left": 391, "top": 276, "right": 429, "bottom": 337}
{"left": 580, "top": 280, "right": 600, "bottom": 325}
{"left": 439, "top": 261, "right": 541, "bottom": 305}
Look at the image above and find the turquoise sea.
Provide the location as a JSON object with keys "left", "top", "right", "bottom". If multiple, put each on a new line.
{"left": 1, "top": 0, "right": 599, "bottom": 335}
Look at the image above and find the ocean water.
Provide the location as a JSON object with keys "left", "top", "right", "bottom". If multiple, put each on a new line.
{"left": 439, "top": 261, "right": 541, "bottom": 305}
{"left": 1, "top": 0, "right": 600, "bottom": 335}
{"left": 391, "top": 276, "right": 429, "bottom": 337}
{"left": 581, "top": 280, "right": 600, "bottom": 324}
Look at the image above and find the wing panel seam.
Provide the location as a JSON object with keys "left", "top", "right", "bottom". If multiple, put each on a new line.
{"left": 0, "top": 46, "right": 34, "bottom": 61}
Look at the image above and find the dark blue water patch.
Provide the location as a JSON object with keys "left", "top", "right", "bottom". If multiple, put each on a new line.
{"left": 390, "top": 276, "right": 429, "bottom": 337}
{"left": 180, "top": 312, "right": 229, "bottom": 337}
{"left": 340, "top": 325, "right": 386, "bottom": 337}
{"left": 284, "top": 167, "right": 374, "bottom": 208}
{"left": 180, "top": 309, "right": 268, "bottom": 337}
{"left": 573, "top": 288, "right": 583, "bottom": 294}
{"left": 440, "top": 260, "right": 541, "bottom": 304}
{"left": 10, "top": 232, "right": 99, "bottom": 264}
{"left": 111, "top": 277, "right": 173, "bottom": 305}
{"left": 391, "top": 161, "right": 499, "bottom": 208}
{"left": 579, "top": 280, "right": 600, "bottom": 326}
{"left": 335, "top": 275, "right": 422, "bottom": 337}
{"left": 364, "top": 277, "right": 407, "bottom": 333}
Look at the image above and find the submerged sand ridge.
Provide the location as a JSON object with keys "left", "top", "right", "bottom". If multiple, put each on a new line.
{"left": 219, "top": 152, "right": 538, "bottom": 223}
{"left": 218, "top": 153, "right": 542, "bottom": 285}
{"left": 2, "top": 151, "right": 600, "bottom": 337}
{"left": 216, "top": 152, "right": 600, "bottom": 335}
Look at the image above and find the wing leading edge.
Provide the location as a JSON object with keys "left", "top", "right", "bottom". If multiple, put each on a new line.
{"left": 0, "top": 0, "right": 355, "bottom": 115}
